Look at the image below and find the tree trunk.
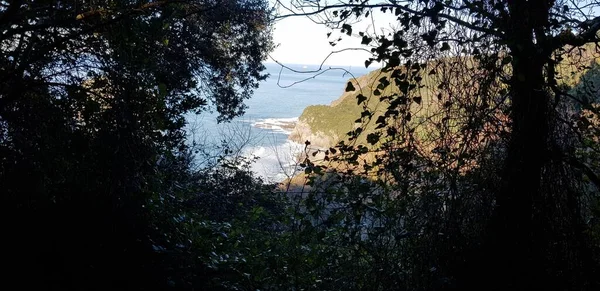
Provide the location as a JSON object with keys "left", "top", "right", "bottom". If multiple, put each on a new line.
{"left": 493, "top": 53, "right": 549, "bottom": 290}
{"left": 487, "top": 3, "right": 551, "bottom": 289}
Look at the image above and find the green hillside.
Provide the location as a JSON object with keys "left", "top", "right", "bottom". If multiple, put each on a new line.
{"left": 295, "top": 47, "right": 600, "bottom": 149}
{"left": 298, "top": 69, "right": 382, "bottom": 146}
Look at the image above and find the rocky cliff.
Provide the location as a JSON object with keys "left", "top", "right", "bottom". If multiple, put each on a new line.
{"left": 288, "top": 118, "right": 340, "bottom": 149}
{"left": 288, "top": 69, "right": 381, "bottom": 148}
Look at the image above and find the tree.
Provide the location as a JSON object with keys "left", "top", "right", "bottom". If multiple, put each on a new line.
{"left": 278, "top": 0, "right": 600, "bottom": 289}
{"left": 0, "top": 0, "right": 272, "bottom": 289}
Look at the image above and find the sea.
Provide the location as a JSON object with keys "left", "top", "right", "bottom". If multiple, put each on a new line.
{"left": 186, "top": 63, "right": 371, "bottom": 182}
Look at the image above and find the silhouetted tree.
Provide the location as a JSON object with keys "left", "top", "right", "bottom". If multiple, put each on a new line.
{"left": 1, "top": 0, "right": 272, "bottom": 289}
{"left": 278, "top": 0, "right": 600, "bottom": 289}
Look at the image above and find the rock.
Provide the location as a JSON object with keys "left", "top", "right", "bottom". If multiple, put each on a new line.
{"left": 288, "top": 119, "right": 338, "bottom": 149}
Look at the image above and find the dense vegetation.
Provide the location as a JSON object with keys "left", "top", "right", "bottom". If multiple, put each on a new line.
{"left": 1, "top": 0, "right": 272, "bottom": 289}
{"left": 2, "top": 0, "right": 600, "bottom": 290}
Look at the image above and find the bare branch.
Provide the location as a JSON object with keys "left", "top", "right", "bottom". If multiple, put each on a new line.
{"left": 275, "top": 3, "right": 500, "bottom": 37}
{"left": 268, "top": 47, "right": 371, "bottom": 89}
{"left": 550, "top": 16, "right": 600, "bottom": 50}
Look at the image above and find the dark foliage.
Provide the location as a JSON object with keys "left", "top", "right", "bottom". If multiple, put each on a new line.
{"left": 1, "top": 0, "right": 272, "bottom": 289}
{"left": 3, "top": 0, "right": 600, "bottom": 290}
{"left": 277, "top": 0, "right": 600, "bottom": 290}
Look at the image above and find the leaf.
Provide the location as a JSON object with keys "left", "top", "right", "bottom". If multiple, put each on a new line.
{"left": 413, "top": 96, "right": 422, "bottom": 104}
{"left": 345, "top": 81, "right": 356, "bottom": 92}
{"left": 378, "top": 77, "right": 390, "bottom": 88}
{"left": 411, "top": 15, "right": 421, "bottom": 27}
{"left": 501, "top": 56, "right": 512, "bottom": 65}
{"left": 365, "top": 59, "right": 372, "bottom": 68}
{"left": 398, "top": 80, "right": 410, "bottom": 94}
{"left": 356, "top": 94, "right": 367, "bottom": 104}
{"left": 440, "top": 42, "right": 450, "bottom": 51}
{"left": 387, "top": 56, "right": 400, "bottom": 68}
{"left": 342, "top": 24, "right": 353, "bottom": 36}
{"left": 421, "top": 30, "right": 438, "bottom": 46}
{"left": 395, "top": 7, "right": 402, "bottom": 16}
{"left": 361, "top": 35, "right": 372, "bottom": 45}
{"left": 393, "top": 33, "right": 408, "bottom": 48}
{"left": 314, "top": 166, "right": 323, "bottom": 174}
{"left": 387, "top": 127, "right": 397, "bottom": 136}
{"left": 367, "top": 133, "right": 380, "bottom": 145}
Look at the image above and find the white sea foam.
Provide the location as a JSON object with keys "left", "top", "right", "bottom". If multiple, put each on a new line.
{"left": 249, "top": 117, "right": 298, "bottom": 135}
{"left": 243, "top": 139, "right": 305, "bottom": 182}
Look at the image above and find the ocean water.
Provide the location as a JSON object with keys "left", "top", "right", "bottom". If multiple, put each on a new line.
{"left": 186, "top": 63, "right": 371, "bottom": 182}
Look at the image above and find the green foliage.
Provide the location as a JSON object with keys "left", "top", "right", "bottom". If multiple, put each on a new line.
{"left": 285, "top": 0, "right": 600, "bottom": 290}
{"left": 4, "top": 0, "right": 600, "bottom": 290}
{"left": 1, "top": 0, "right": 273, "bottom": 289}
{"left": 146, "top": 154, "right": 294, "bottom": 289}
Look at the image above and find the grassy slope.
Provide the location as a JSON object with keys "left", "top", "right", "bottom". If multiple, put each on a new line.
{"left": 297, "top": 45, "right": 600, "bottom": 149}
{"left": 299, "top": 66, "right": 422, "bottom": 146}
{"left": 299, "top": 69, "right": 381, "bottom": 145}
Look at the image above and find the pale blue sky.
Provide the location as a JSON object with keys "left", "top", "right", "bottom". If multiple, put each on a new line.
{"left": 268, "top": 16, "right": 371, "bottom": 66}
{"left": 267, "top": 3, "right": 398, "bottom": 67}
{"left": 268, "top": 2, "right": 600, "bottom": 67}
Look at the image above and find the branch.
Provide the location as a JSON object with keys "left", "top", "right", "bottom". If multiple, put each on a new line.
{"left": 550, "top": 16, "right": 600, "bottom": 50}
{"left": 268, "top": 47, "right": 370, "bottom": 89}
{"left": 75, "top": 1, "right": 176, "bottom": 20}
{"left": 564, "top": 155, "right": 600, "bottom": 191}
{"left": 275, "top": 3, "right": 500, "bottom": 37}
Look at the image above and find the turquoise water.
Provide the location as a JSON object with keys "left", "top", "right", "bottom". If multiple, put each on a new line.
{"left": 186, "top": 63, "right": 371, "bottom": 181}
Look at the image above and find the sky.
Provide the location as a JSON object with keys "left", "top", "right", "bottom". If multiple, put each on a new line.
{"left": 267, "top": 2, "right": 600, "bottom": 67}
{"left": 268, "top": 16, "right": 371, "bottom": 67}
{"left": 267, "top": 3, "right": 398, "bottom": 67}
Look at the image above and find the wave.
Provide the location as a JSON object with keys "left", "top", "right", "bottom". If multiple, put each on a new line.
{"left": 249, "top": 117, "right": 298, "bottom": 135}
{"left": 189, "top": 115, "right": 304, "bottom": 182}
{"left": 243, "top": 139, "right": 305, "bottom": 182}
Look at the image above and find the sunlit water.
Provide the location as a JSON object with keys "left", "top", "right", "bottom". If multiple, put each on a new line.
{"left": 186, "top": 63, "right": 371, "bottom": 182}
